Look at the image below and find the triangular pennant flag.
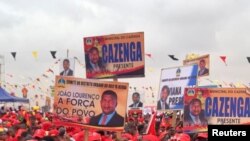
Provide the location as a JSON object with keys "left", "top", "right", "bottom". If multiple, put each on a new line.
{"left": 149, "top": 86, "right": 152, "bottom": 90}
{"left": 50, "top": 51, "right": 57, "bottom": 59}
{"left": 145, "top": 53, "right": 152, "bottom": 58}
{"left": 220, "top": 56, "right": 227, "bottom": 65}
{"left": 47, "top": 69, "right": 54, "bottom": 74}
{"left": 42, "top": 74, "right": 48, "bottom": 78}
{"left": 6, "top": 74, "right": 13, "bottom": 77}
{"left": 11, "top": 52, "right": 16, "bottom": 60}
{"left": 148, "top": 67, "right": 154, "bottom": 72}
{"left": 55, "top": 59, "right": 60, "bottom": 64}
{"left": 32, "top": 51, "right": 38, "bottom": 60}
{"left": 168, "top": 55, "right": 179, "bottom": 61}
{"left": 229, "top": 82, "right": 236, "bottom": 88}
{"left": 247, "top": 57, "right": 250, "bottom": 63}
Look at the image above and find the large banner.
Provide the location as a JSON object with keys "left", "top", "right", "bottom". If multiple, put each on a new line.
{"left": 183, "top": 88, "right": 250, "bottom": 133}
{"left": 157, "top": 65, "right": 198, "bottom": 110}
{"left": 53, "top": 76, "right": 129, "bottom": 131}
{"left": 183, "top": 54, "right": 210, "bottom": 77}
{"left": 83, "top": 32, "right": 145, "bottom": 79}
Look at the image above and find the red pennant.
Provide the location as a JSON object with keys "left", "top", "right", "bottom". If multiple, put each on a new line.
{"left": 47, "top": 69, "right": 54, "bottom": 74}
{"left": 145, "top": 53, "right": 152, "bottom": 58}
{"left": 220, "top": 56, "right": 227, "bottom": 65}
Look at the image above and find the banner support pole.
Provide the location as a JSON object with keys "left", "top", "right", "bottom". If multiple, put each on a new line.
{"left": 113, "top": 77, "right": 122, "bottom": 139}
{"left": 84, "top": 128, "right": 89, "bottom": 141}
{"left": 172, "top": 110, "right": 177, "bottom": 127}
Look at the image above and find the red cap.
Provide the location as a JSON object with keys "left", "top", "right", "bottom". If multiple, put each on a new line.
{"left": 101, "top": 136, "right": 113, "bottom": 141}
{"left": 5, "top": 122, "right": 12, "bottom": 128}
{"left": 141, "top": 134, "right": 159, "bottom": 141}
{"left": 89, "top": 132, "right": 101, "bottom": 141}
{"left": 69, "top": 127, "right": 82, "bottom": 136}
{"left": 174, "top": 133, "right": 191, "bottom": 141}
{"left": 41, "top": 121, "right": 53, "bottom": 131}
{"left": 122, "top": 133, "right": 133, "bottom": 140}
{"left": 73, "top": 131, "right": 84, "bottom": 141}
{"left": 197, "top": 132, "right": 208, "bottom": 138}
{"left": 15, "top": 129, "right": 26, "bottom": 138}
{"left": 12, "top": 120, "right": 20, "bottom": 125}
{"left": 33, "top": 129, "right": 46, "bottom": 138}
{"left": 49, "top": 129, "right": 59, "bottom": 136}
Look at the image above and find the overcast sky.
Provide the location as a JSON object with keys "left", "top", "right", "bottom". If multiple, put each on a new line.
{"left": 0, "top": 0, "right": 250, "bottom": 98}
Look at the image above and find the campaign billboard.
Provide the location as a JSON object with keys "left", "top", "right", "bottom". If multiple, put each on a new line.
{"left": 53, "top": 76, "right": 129, "bottom": 131}
{"left": 183, "top": 54, "right": 210, "bottom": 77}
{"left": 183, "top": 88, "right": 250, "bottom": 133}
{"left": 157, "top": 65, "right": 198, "bottom": 110}
{"left": 83, "top": 32, "right": 144, "bottom": 79}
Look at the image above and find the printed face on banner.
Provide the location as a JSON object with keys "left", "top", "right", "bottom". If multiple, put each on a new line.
{"left": 127, "top": 90, "right": 144, "bottom": 109}
{"left": 157, "top": 65, "right": 198, "bottom": 110}
{"left": 53, "top": 76, "right": 129, "bottom": 131}
{"left": 183, "top": 54, "right": 210, "bottom": 77}
{"left": 59, "top": 58, "right": 75, "bottom": 76}
{"left": 83, "top": 32, "right": 145, "bottom": 79}
{"left": 183, "top": 88, "right": 208, "bottom": 133}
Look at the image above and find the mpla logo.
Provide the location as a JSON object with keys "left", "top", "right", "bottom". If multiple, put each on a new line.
{"left": 58, "top": 78, "right": 66, "bottom": 88}
{"left": 86, "top": 38, "right": 92, "bottom": 45}
{"left": 187, "top": 89, "right": 195, "bottom": 96}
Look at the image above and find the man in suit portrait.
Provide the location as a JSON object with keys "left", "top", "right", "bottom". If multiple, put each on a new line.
{"left": 89, "top": 90, "right": 124, "bottom": 127}
{"left": 184, "top": 98, "right": 207, "bottom": 126}
{"left": 86, "top": 47, "right": 106, "bottom": 73}
{"left": 60, "top": 59, "right": 73, "bottom": 76}
{"left": 198, "top": 59, "right": 209, "bottom": 76}
{"left": 129, "top": 92, "right": 143, "bottom": 108}
{"left": 157, "top": 85, "right": 170, "bottom": 110}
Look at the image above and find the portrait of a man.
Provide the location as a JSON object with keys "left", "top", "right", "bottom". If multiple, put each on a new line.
{"left": 60, "top": 59, "right": 74, "bottom": 76}
{"left": 198, "top": 59, "right": 209, "bottom": 76}
{"left": 89, "top": 90, "right": 124, "bottom": 127}
{"left": 157, "top": 85, "right": 170, "bottom": 110}
{"left": 129, "top": 92, "right": 143, "bottom": 108}
{"left": 86, "top": 47, "right": 106, "bottom": 73}
{"left": 184, "top": 98, "right": 207, "bottom": 126}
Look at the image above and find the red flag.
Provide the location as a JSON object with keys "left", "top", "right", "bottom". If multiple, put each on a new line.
{"left": 145, "top": 53, "right": 152, "bottom": 58}
{"left": 147, "top": 113, "right": 156, "bottom": 135}
{"left": 220, "top": 56, "right": 227, "bottom": 65}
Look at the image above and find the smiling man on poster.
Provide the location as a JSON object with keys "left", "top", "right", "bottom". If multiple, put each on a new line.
{"left": 89, "top": 90, "right": 124, "bottom": 127}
